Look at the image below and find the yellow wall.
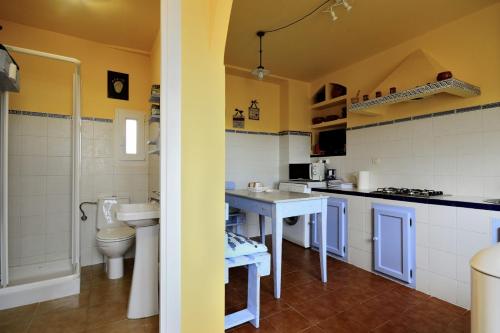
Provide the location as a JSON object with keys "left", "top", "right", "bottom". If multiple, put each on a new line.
{"left": 181, "top": 0, "right": 232, "bottom": 332}
{"left": 311, "top": 3, "right": 500, "bottom": 127}
{"left": 225, "top": 73, "right": 281, "bottom": 132}
{"left": 225, "top": 68, "right": 311, "bottom": 133}
{"left": 150, "top": 29, "right": 161, "bottom": 85}
{"left": 0, "top": 19, "right": 151, "bottom": 118}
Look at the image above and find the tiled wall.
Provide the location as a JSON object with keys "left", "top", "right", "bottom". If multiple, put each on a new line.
{"left": 324, "top": 103, "right": 500, "bottom": 197}
{"left": 8, "top": 112, "right": 73, "bottom": 269}
{"left": 225, "top": 130, "right": 310, "bottom": 237}
{"left": 80, "top": 118, "right": 149, "bottom": 266}
{"left": 319, "top": 191, "right": 498, "bottom": 310}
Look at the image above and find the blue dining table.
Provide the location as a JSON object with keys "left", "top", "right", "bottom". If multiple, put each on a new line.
{"left": 225, "top": 189, "right": 329, "bottom": 299}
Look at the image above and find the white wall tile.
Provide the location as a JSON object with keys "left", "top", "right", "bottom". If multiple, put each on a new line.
{"left": 429, "top": 206, "right": 456, "bottom": 227}
{"left": 428, "top": 272, "right": 458, "bottom": 304}
{"left": 47, "top": 137, "right": 71, "bottom": 156}
{"left": 428, "top": 248, "right": 456, "bottom": 279}
{"left": 47, "top": 118, "right": 71, "bottom": 138}
{"left": 428, "top": 225, "right": 456, "bottom": 253}
{"left": 21, "top": 116, "right": 47, "bottom": 136}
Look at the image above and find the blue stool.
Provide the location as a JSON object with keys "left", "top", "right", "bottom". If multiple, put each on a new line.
{"left": 224, "top": 231, "right": 270, "bottom": 329}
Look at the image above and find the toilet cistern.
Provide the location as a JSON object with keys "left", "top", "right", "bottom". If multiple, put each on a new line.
{"left": 116, "top": 202, "right": 160, "bottom": 319}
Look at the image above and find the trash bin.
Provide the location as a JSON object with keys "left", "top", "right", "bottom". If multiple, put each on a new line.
{"left": 471, "top": 243, "right": 500, "bottom": 333}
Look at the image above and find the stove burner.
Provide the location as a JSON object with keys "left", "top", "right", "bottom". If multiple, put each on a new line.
{"left": 372, "top": 187, "right": 444, "bottom": 197}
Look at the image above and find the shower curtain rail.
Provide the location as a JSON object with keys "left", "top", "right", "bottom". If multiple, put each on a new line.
{"left": 4, "top": 45, "right": 81, "bottom": 65}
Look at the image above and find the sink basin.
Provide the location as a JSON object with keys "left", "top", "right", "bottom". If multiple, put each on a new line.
{"left": 116, "top": 203, "right": 160, "bottom": 227}
{"left": 484, "top": 199, "right": 500, "bottom": 205}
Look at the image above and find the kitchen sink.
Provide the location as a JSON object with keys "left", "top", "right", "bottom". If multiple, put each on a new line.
{"left": 484, "top": 199, "right": 500, "bottom": 204}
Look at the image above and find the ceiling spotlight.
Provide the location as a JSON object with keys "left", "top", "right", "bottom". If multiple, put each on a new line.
{"left": 324, "top": 6, "right": 338, "bottom": 21}
{"left": 342, "top": 0, "right": 352, "bottom": 11}
{"left": 251, "top": 31, "right": 270, "bottom": 80}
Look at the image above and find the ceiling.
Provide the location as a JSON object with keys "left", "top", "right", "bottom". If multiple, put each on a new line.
{"left": 225, "top": 0, "right": 499, "bottom": 81}
{"left": 0, "top": 0, "right": 160, "bottom": 51}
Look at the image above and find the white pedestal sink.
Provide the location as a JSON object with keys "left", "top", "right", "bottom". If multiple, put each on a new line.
{"left": 116, "top": 202, "right": 160, "bottom": 319}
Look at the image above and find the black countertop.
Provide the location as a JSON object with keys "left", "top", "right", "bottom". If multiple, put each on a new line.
{"left": 312, "top": 188, "right": 500, "bottom": 211}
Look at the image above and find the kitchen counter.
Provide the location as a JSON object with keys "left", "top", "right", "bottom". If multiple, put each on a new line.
{"left": 312, "top": 187, "right": 500, "bottom": 211}
{"left": 226, "top": 189, "right": 328, "bottom": 203}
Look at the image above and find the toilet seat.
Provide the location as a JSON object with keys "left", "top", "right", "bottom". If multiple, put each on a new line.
{"left": 97, "top": 226, "right": 135, "bottom": 242}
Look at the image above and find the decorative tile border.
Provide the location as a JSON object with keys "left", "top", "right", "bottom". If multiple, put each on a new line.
{"left": 9, "top": 110, "right": 113, "bottom": 122}
{"left": 347, "top": 101, "right": 500, "bottom": 131}
{"left": 226, "top": 129, "right": 311, "bottom": 137}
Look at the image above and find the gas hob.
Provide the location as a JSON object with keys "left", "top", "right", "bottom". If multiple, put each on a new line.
{"left": 371, "top": 187, "right": 444, "bottom": 198}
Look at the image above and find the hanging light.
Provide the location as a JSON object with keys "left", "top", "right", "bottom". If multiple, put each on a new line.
{"left": 251, "top": 31, "right": 270, "bottom": 80}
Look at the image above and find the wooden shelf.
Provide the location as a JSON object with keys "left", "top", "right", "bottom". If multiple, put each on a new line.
{"left": 348, "top": 78, "right": 480, "bottom": 115}
{"left": 149, "top": 114, "right": 160, "bottom": 123}
{"left": 149, "top": 94, "right": 160, "bottom": 104}
{"left": 311, "top": 118, "right": 347, "bottom": 129}
{"left": 311, "top": 96, "right": 346, "bottom": 110}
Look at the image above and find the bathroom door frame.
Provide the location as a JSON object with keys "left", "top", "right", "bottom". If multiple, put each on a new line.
{"left": 159, "top": 0, "right": 181, "bottom": 331}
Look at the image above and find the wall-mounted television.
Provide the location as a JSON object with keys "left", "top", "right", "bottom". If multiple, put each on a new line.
{"left": 318, "top": 128, "right": 346, "bottom": 156}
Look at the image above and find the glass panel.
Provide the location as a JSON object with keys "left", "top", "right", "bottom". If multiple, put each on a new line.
{"left": 125, "top": 118, "right": 137, "bottom": 155}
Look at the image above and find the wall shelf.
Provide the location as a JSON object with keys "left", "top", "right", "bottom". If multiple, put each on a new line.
{"left": 149, "top": 94, "right": 160, "bottom": 104}
{"left": 311, "top": 96, "right": 346, "bottom": 110}
{"left": 348, "top": 78, "right": 481, "bottom": 114}
{"left": 149, "top": 115, "right": 160, "bottom": 123}
{"left": 311, "top": 118, "right": 347, "bottom": 129}
{"left": 148, "top": 148, "right": 160, "bottom": 155}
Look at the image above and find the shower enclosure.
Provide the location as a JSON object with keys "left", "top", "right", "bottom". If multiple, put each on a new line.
{"left": 0, "top": 45, "right": 81, "bottom": 309}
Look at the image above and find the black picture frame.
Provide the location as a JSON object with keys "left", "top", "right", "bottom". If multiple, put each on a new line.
{"left": 107, "top": 70, "right": 129, "bottom": 100}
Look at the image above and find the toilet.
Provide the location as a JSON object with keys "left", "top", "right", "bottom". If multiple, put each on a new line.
{"left": 96, "top": 196, "right": 136, "bottom": 279}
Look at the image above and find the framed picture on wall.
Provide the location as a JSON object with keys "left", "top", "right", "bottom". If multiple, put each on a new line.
{"left": 107, "top": 70, "right": 129, "bottom": 100}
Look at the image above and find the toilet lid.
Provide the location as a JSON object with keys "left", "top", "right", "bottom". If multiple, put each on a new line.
{"left": 97, "top": 226, "right": 135, "bottom": 241}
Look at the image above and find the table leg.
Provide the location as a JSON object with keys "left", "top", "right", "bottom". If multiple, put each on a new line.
{"left": 272, "top": 207, "right": 283, "bottom": 298}
{"left": 318, "top": 199, "right": 328, "bottom": 283}
{"left": 259, "top": 215, "right": 266, "bottom": 244}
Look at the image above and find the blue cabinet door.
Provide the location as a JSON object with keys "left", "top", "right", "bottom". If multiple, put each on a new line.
{"left": 312, "top": 197, "right": 347, "bottom": 259}
{"left": 373, "top": 204, "right": 415, "bottom": 286}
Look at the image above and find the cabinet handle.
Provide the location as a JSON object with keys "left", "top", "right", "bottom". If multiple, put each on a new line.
{"left": 373, "top": 237, "right": 378, "bottom": 241}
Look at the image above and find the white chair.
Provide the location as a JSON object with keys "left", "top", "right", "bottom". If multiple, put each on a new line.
{"left": 224, "top": 229, "right": 270, "bottom": 329}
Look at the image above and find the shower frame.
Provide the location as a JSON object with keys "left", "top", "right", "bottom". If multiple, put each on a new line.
{"left": 0, "top": 45, "right": 81, "bottom": 309}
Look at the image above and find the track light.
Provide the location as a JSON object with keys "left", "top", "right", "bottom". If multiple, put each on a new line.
{"left": 342, "top": 0, "right": 352, "bottom": 11}
{"left": 323, "top": 6, "right": 338, "bottom": 21}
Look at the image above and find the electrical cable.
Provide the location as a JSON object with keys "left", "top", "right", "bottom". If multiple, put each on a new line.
{"left": 79, "top": 201, "right": 97, "bottom": 221}
{"left": 261, "top": 0, "right": 331, "bottom": 34}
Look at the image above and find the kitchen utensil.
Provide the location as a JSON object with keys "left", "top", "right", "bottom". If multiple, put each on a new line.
{"left": 390, "top": 87, "right": 397, "bottom": 94}
{"left": 351, "top": 90, "right": 361, "bottom": 104}
{"left": 375, "top": 91, "right": 382, "bottom": 98}
{"left": 363, "top": 94, "right": 369, "bottom": 101}
{"left": 312, "top": 117, "right": 325, "bottom": 125}
{"left": 437, "top": 71, "right": 453, "bottom": 81}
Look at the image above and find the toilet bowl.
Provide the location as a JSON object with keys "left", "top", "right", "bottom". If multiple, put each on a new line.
{"left": 95, "top": 196, "right": 136, "bottom": 279}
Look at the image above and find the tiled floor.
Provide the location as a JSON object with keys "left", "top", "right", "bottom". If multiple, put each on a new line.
{"left": 226, "top": 238, "right": 470, "bottom": 333}
{"left": 0, "top": 260, "right": 158, "bottom": 333}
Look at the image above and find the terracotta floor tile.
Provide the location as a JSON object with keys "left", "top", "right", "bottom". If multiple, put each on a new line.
{"left": 265, "top": 309, "right": 311, "bottom": 333}
{"left": 371, "top": 320, "right": 418, "bottom": 333}
{"left": 229, "top": 318, "right": 279, "bottom": 332}
{"left": 28, "top": 307, "right": 88, "bottom": 333}
{"left": 293, "top": 291, "right": 350, "bottom": 325}
{"left": 85, "top": 318, "right": 145, "bottom": 333}
{"left": 35, "top": 291, "right": 90, "bottom": 316}
{"left": 300, "top": 326, "right": 326, "bottom": 333}
{"left": 86, "top": 301, "right": 128, "bottom": 329}
{"left": 317, "top": 312, "right": 370, "bottom": 333}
